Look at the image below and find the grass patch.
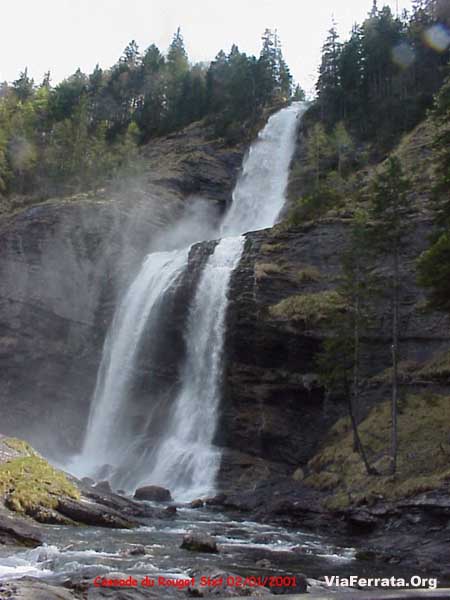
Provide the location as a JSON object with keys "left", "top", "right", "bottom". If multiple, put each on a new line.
{"left": 255, "top": 262, "right": 284, "bottom": 281}
{"left": 305, "top": 393, "right": 450, "bottom": 510}
{"left": 0, "top": 438, "right": 80, "bottom": 515}
{"left": 269, "top": 290, "right": 346, "bottom": 325}
{"left": 296, "top": 266, "right": 321, "bottom": 283}
{"left": 370, "top": 360, "right": 420, "bottom": 385}
{"left": 417, "top": 349, "right": 450, "bottom": 381}
{"left": 260, "top": 242, "right": 285, "bottom": 254}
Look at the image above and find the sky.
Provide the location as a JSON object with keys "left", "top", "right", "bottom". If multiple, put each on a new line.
{"left": 1, "top": 0, "right": 414, "bottom": 96}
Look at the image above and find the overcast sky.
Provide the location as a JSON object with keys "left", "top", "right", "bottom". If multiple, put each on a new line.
{"left": 1, "top": 0, "right": 413, "bottom": 95}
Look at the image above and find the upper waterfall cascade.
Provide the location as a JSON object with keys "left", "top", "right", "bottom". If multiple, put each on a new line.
{"left": 71, "top": 102, "right": 305, "bottom": 498}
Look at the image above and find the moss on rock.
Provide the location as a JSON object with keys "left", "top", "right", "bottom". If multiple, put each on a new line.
{"left": 305, "top": 393, "right": 450, "bottom": 510}
{"left": 269, "top": 290, "right": 346, "bottom": 325}
{"left": 254, "top": 262, "right": 284, "bottom": 280}
{"left": 0, "top": 437, "right": 80, "bottom": 516}
{"left": 295, "top": 266, "right": 321, "bottom": 283}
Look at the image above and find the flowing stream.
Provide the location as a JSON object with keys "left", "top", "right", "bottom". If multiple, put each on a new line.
{"left": 71, "top": 102, "right": 305, "bottom": 500}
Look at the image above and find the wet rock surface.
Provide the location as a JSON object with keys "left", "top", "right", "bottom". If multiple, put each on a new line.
{"left": 0, "top": 508, "right": 43, "bottom": 548}
{"left": 181, "top": 532, "right": 219, "bottom": 553}
{"left": 0, "top": 578, "right": 78, "bottom": 599}
{"left": 134, "top": 486, "right": 172, "bottom": 502}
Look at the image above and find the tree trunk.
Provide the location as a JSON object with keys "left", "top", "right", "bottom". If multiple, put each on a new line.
{"left": 351, "top": 292, "right": 374, "bottom": 475}
{"left": 391, "top": 246, "right": 399, "bottom": 474}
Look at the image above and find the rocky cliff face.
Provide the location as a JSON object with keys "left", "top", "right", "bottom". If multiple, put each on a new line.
{"left": 0, "top": 122, "right": 243, "bottom": 460}
{"left": 218, "top": 215, "right": 450, "bottom": 492}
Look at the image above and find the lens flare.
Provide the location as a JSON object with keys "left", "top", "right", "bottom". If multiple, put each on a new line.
{"left": 423, "top": 24, "right": 450, "bottom": 53}
{"left": 392, "top": 42, "right": 415, "bottom": 68}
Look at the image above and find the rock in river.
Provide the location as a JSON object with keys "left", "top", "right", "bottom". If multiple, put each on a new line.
{"left": 134, "top": 485, "right": 172, "bottom": 502}
{"left": 180, "top": 531, "right": 218, "bottom": 553}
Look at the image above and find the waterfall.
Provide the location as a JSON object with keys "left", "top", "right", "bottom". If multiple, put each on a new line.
{"left": 143, "top": 236, "right": 245, "bottom": 500}
{"left": 71, "top": 102, "right": 304, "bottom": 496}
{"left": 138, "top": 102, "right": 304, "bottom": 498}
{"left": 72, "top": 248, "right": 190, "bottom": 477}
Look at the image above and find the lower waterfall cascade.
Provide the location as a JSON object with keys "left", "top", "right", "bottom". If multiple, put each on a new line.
{"left": 70, "top": 102, "right": 306, "bottom": 499}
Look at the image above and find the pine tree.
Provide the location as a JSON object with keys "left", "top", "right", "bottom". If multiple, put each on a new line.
{"left": 316, "top": 22, "right": 342, "bottom": 124}
{"left": 12, "top": 69, "right": 34, "bottom": 102}
{"left": 292, "top": 84, "right": 305, "bottom": 101}
{"left": 165, "top": 28, "right": 190, "bottom": 130}
{"left": 370, "top": 157, "right": 411, "bottom": 474}
{"left": 318, "top": 211, "right": 376, "bottom": 475}
{"left": 257, "top": 29, "right": 279, "bottom": 105}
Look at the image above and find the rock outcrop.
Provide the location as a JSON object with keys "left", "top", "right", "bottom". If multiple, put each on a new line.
{"left": 134, "top": 485, "right": 172, "bottom": 502}
{"left": 0, "top": 435, "right": 172, "bottom": 537}
{"left": 0, "top": 122, "right": 243, "bottom": 461}
{"left": 218, "top": 217, "right": 450, "bottom": 492}
{"left": 180, "top": 531, "right": 218, "bottom": 553}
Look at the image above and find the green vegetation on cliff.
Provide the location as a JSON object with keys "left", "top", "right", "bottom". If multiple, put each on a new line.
{"left": 269, "top": 290, "right": 346, "bottom": 325}
{"left": 306, "top": 393, "right": 450, "bottom": 510}
{"left": 0, "top": 437, "right": 80, "bottom": 516}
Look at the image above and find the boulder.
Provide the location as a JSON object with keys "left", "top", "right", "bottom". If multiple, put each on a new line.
{"left": 180, "top": 531, "right": 218, "bottom": 553}
{"left": 133, "top": 485, "right": 172, "bottom": 502}
{"left": 94, "top": 480, "right": 112, "bottom": 494}
{"left": 0, "top": 579, "right": 77, "bottom": 600}
{"left": 164, "top": 505, "right": 177, "bottom": 516}
{"left": 0, "top": 508, "right": 43, "bottom": 547}
{"left": 204, "top": 493, "right": 227, "bottom": 506}
{"left": 190, "top": 498, "right": 204, "bottom": 508}
{"left": 57, "top": 497, "right": 136, "bottom": 529}
{"left": 127, "top": 544, "right": 146, "bottom": 556}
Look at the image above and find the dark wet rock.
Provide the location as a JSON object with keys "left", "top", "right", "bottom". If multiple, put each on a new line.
{"left": 134, "top": 485, "right": 172, "bottom": 502}
{"left": 94, "top": 480, "right": 113, "bottom": 494}
{"left": 0, "top": 507, "right": 43, "bottom": 547}
{"left": 181, "top": 531, "right": 218, "bottom": 553}
{"left": 346, "top": 509, "right": 379, "bottom": 534}
{"left": 24, "top": 505, "right": 76, "bottom": 526}
{"left": 165, "top": 505, "right": 177, "bottom": 516}
{"left": 57, "top": 497, "right": 136, "bottom": 528}
{"left": 126, "top": 544, "right": 146, "bottom": 556}
{"left": 204, "top": 494, "right": 227, "bottom": 506}
{"left": 82, "top": 486, "right": 156, "bottom": 519}
{"left": 0, "top": 578, "right": 77, "bottom": 599}
{"left": 190, "top": 499, "right": 204, "bottom": 509}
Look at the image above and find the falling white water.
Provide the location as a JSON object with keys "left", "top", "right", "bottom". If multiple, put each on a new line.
{"left": 71, "top": 102, "right": 304, "bottom": 495}
{"left": 139, "top": 102, "right": 305, "bottom": 498}
{"left": 144, "top": 236, "right": 245, "bottom": 500}
{"left": 72, "top": 248, "right": 189, "bottom": 476}
{"left": 222, "top": 102, "right": 304, "bottom": 237}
